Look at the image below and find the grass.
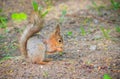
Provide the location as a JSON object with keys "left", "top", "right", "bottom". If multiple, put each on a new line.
{"left": 80, "top": 26, "right": 86, "bottom": 36}
{"left": 0, "top": 56, "right": 14, "bottom": 63}
{"left": 0, "top": 35, "right": 16, "bottom": 62}
{"left": 59, "top": 4, "right": 67, "bottom": 24}
{"left": 32, "top": 0, "right": 39, "bottom": 12}
{"left": 83, "top": 18, "right": 92, "bottom": 25}
{"left": 59, "top": 9, "right": 67, "bottom": 24}
{"left": 32, "top": 0, "right": 49, "bottom": 18}
{"left": 110, "top": 0, "right": 120, "bottom": 10}
{"left": 66, "top": 31, "right": 73, "bottom": 36}
{"left": 0, "top": 33, "right": 18, "bottom": 58}
{"left": 43, "top": 0, "right": 53, "bottom": 8}
{"left": 43, "top": 71, "right": 49, "bottom": 78}
{"left": 1, "top": 40, "right": 17, "bottom": 56}
{"left": 0, "top": 16, "right": 8, "bottom": 29}
{"left": 91, "top": 0, "right": 105, "bottom": 15}
{"left": 100, "top": 27, "right": 111, "bottom": 39}
{"left": 115, "top": 25, "right": 120, "bottom": 33}
{"left": 91, "top": 0, "right": 120, "bottom": 11}
{"left": 0, "top": 34, "right": 5, "bottom": 39}
{"left": 0, "top": 8, "right": 8, "bottom": 29}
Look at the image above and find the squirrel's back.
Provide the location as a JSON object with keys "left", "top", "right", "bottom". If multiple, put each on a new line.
{"left": 27, "top": 35, "right": 46, "bottom": 63}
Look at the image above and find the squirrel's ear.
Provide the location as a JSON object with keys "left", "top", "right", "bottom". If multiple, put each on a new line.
{"left": 55, "top": 24, "right": 60, "bottom": 35}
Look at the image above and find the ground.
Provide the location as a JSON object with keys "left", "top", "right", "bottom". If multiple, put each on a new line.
{"left": 0, "top": 0, "right": 120, "bottom": 79}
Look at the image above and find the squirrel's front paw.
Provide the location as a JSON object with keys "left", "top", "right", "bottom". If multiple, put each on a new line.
{"left": 33, "top": 61, "right": 48, "bottom": 65}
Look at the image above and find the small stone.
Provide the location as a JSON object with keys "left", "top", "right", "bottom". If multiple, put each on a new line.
{"left": 89, "top": 45, "right": 97, "bottom": 51}
{"left": 22, "top": 62, "right": 27, "bottom": 65}
{"left": 93, "top": 19, "right": 99, "bottom": 24}
{"left": 40, "top": 66, "right": 43, "bottom": 69}
{"left": 94, "top": 35, "right": 102, "bottom": 39}
{"left": 77, "top": 50, "right": 80, "bottom": 52}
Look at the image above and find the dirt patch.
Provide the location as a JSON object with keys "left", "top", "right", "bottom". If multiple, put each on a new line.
{"left": 0, "top": 0, "right": 120, "bottom": 79}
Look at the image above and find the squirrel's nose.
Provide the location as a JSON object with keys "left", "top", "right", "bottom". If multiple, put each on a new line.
{"left": 57, "top": 47, "right": 63, "bottom": 52}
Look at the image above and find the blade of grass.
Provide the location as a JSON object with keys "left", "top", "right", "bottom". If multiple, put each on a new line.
{"left": 0, "top": 56, "right": 14, "bottom": 63}
{"left": 80, "top": 26, "right": 86, "bottom": 36}
{"left": 32, "top": 0, "right": 39, "bottom": 12}
{"left": 100, "top": 27, "right": 111, "bottom": 39}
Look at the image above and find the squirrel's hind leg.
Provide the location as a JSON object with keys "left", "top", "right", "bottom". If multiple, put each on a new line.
{"left": 33, "top": 58, "right": 53, "bottom": 65}
{"left": 32, "top": 57, "right": 50, "bottom": 65}
{"left": 37, "top": 58, "right": 53, "bottom": 65}
{"left": 35, "top": 61, "right": 48, "bottom": 65}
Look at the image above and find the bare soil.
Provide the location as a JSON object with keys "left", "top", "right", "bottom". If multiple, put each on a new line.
{"left": 0, "top": 0, "right": 120, "bottom": 79}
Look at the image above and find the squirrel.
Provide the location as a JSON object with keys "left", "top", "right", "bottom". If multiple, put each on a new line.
{"left": 19, "top": 12, "right": 63, "bottom": 64}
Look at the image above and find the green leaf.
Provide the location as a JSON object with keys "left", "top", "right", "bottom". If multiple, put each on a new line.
{"left": 67, "top": 31, "right": 73, "bottom": 36}
{"left": 41, "top": 10, "right": 48, "bottom": 18}
{"left": 116, "top": 26, "right": 120, "bottom": 33}
{"left": 20, "top": 13, "right": 27, "bottom": 20}
{"left": 103, "top": 74, "right": 112, "bottom": 79}
{"left": 111, "top": 0, "right": 120, "bottom": 10}
{"left": 11, "top": 12, "right": 27, "bottom": 22}
{"left": 92, "top": 0, "right": 97, "bottom": 7}
{"left": 62, "top": 9, "right": 67, "bottom": 16}
{"left": 32, "top": 0, "right": 39, "bottom": 11}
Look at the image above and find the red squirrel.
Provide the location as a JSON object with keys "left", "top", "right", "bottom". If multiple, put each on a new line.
{"left": 19, "top": 12, "right": 63, "bottom": 64}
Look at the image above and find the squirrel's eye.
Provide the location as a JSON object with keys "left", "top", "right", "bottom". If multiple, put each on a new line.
{"left": 58, "top": 39, "right": 62, "bottom": 43}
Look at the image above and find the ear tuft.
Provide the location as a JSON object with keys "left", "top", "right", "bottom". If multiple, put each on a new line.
{"left": 55, "top": 24, "right": 60, "bottom": 35}
{"left": 56, "top": 24, "right": 60, "bottom": 31}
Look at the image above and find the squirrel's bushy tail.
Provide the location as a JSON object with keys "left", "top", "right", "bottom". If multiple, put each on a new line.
{"left": 19, "top": 12, "right": 44, "bottom": 57}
